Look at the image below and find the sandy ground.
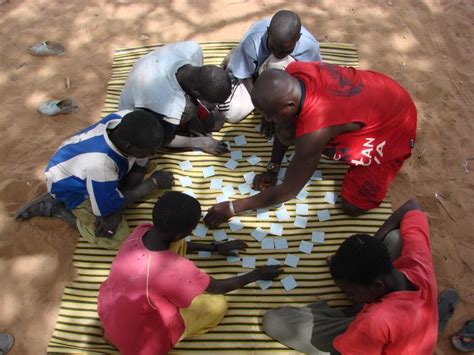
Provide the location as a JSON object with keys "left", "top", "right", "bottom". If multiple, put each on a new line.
{"left": 0, "top": 0, "right": 473, "bottom": 354}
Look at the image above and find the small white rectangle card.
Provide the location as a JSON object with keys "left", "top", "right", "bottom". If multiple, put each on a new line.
{"left": 183, "top": 189, "right": 196, "bottom": 198}
{"left": 213, "top": 229, "right": 228, "bottom": 241}
{"left": 269, "top": 223, "right": 283, "bottom": 236}
{"left": 281, "top": 275, "right": 298, "bottom": 291}
{"left": 228, "top": 218, "right": 244, "bottom": 232}
{"left": 294, "top": 216, "right": 308, "bottom": 229}
{"left": 295, "top": 203, "right": 309, "bottom": 215}
{"left": 178, "top": 176, "right": 192, "bottom": 187}
{"left": 230, "top": 150, "right": 243, "bottom": 160}
{"left": 202, "top": 166, "right": 215, "bottom": 178}
{"left": 317, "top": 209, "right": 332, "bottom": 221}
{"left": 274, "top": 237, "right": 288, "bottom": 249}
{"left": 275, "top": 208, "right": 291, "bottom": 222}
{"left": 210, "top": 178, "right": 223, "bottom": 190}
{"left": 266, "top": 257, "right": 281, "bottom": 266}
{"left": 324, "top": 192, "right": 337, "bottom": 204}
{"left": 256, "top": 208, "right": 270, "bottom": 220}
{"left": 284, "top": 254, "right": 300, "bottom": 267}
{"left": 247, "top": 155, "right": 262, "bottom": 166}
{"left": 311, "top": 170, "right": 323, "bottom": 180}
{"left": 179, "top": 160, "right": 193, "bottom": 171}
{"left": 242, "top": 256, "right": 256, "bottom": 268}
{"left": 193, "top": 224, "right": 208, "bottom": 238}
{"left": 256, "top": 280, "right": 273, "bottom": 290}
{"left": 238, "top": 183, "right": 252, "bottom": 195}
{"left": 261, "top": 238, "right": 274, "bottom": 250}
{"left": 296, "top": 189, "right": 309, "bottom": 201}
{"left": 277, "top": 167, "right": 287, "bottom": 180}
{"left": 311, "top": 231, "right": 325, "bottom": 244}
{"left": 198, "top": 251, "right": 212, "bottom": 258}
{"left": 243, "top": 171, "right": 256, "bottom": 185}
{"left": 234, "top": 135, "right": 247, "bottom": 146}
{"left": 224, "top": 159, "right": 239, "bottom": 170}
{"left": 226, "top": 256, "right": 240, "bottom": 263}
{"left": 222, "top": 184, "right": 236, "bottom": 197}
{"left": 251, "top": 227, "right": 267, "bottom": 241}
{"left": 216, "top": 195, "right": 229, "bottom": 203}
{"left": 299, "top": 240, "right": 313, "bottom": 254}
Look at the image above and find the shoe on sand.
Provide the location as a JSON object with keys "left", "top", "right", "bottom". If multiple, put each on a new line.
{"left": 38, "top": 98, "right": 79, "bottom": 116}
{"left": 28, "top": 41, "right": 65, "bottom": 56}
{"left": 452, "top": 320, "right": 474, "bottom": 352}
{"left": 0, "top": 332, "right": 14, "bottom": 355}
{"left": 438, "top": 288, "right": 460, "bottom": 336}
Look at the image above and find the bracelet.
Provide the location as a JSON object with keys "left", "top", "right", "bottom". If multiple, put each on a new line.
{"left": 228, "top": 201, "right": 236, "bottom": 216}
{"left": 151, "top": 176, "right": 158, "bottom": 186}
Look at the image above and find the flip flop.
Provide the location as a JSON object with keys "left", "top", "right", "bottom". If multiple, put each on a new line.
{"left": 452, "top": 320, "right": 474, "bottom": 352}
{"left": 0, "top": 333, "right": 14, "bottom": 355}
{"left": 438, "top": 288, "right": 460, "bottom": 336}
{"left": 38, "top": 98, "right": 79, "bottom": 116}
{"left": 15, "top": 192, "right": 57, "bottom": 221}
{"left": 28, "top": 41, "right": 65, "bottom": 56}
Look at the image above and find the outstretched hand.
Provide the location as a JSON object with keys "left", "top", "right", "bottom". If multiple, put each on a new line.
{"left": 150, "top": 170, "right": 174, "bottom": 189}
{"left": 215, "top": 240, "right": 247, "bottom": 256}
{"left": 204, "top": 202, "right": 233, "bottom": 228}
{"left": 94, "top": 211, "right": 123, "bottom": 238}
{"left": 252, "top": 171, "right": 278, "bottom": 191}
{"left": 254, "top": 265, "right": 284, "bottom": 280}
{"left": 196, "top": 136, "right": 229, "bottom": 155}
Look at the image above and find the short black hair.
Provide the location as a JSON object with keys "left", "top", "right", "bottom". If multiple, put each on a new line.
{"left": 115, "top": 110, "right": 164, "bottom": 149}
{"left": 196, "top": 65, "right": 231, "bottom": 103}
{"left": 152, "top": 191, "right": 202, "bottom": 238}
{"left": 269, "top": 10, "right": 302, "bottom": 42}
{"left": 330, "top": 234, "right": 393, "bottom": 285}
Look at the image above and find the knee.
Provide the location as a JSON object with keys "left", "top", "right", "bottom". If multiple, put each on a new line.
{"left": 209, "top": 295, "right": 228, "bottom": 322}
{"left": 340, "top": 198, "right": 367, "bottom": 217}
{"left": 262, "top": 308, "right": 288, "bottom": 338}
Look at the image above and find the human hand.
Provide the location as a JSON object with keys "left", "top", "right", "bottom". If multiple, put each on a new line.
{"left": 252, "top": 171, "right": 278, "bottom": 191}
{"left": 259, "top": 117, "right": 275, "bottom": 139}
{"left": 254, "top": 265, "right": 284, "bottom": 280}
{"left": 150, "top": 170, "right": 174, "bottom": 189}
{"left": 215, "top": 240, "right": 248, "bottom": 256}
{"left": 204, "top": 202, "right": 234, "bottom": 228}
{"left": 94, "top": 211, "right": 123, "bottom": 238}
{"left": 196, "top": 136, "right": 229, "bottom": 155}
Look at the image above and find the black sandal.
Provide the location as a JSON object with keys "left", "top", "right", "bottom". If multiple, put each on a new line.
{"left": 452, "top": 320, "right": 474, "bottom": 352}
{"left": 438, "top": 288, "right": 459, "bottom": 336}
{"left": 15, "top": 192, "right": 57, "bottom": 220}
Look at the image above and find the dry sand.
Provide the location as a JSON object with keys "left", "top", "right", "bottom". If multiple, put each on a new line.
{"left": 0, "top": 0, "right": 473, "bottom": 354}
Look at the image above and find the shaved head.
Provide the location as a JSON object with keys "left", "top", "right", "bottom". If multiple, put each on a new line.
{"left": 268, "top": 10, "right": 302, "bottom": 42}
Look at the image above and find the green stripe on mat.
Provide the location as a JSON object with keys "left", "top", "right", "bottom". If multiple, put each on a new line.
{"left": 47, "top": 42, "right": 390, "bottom": 354}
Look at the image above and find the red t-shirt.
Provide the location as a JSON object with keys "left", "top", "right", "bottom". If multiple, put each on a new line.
{"left": 287, "top": 62, "right": 417, "bottom": 166}
{"left": 97, "top": 224, "right": 210, "bottom": 355}
{"left": 333, "top": 211, "right": 438, "bottom": 355}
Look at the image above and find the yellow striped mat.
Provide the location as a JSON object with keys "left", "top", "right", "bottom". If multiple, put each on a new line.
{"left": 47, "top": 42, "right": 391, "bottom": 354}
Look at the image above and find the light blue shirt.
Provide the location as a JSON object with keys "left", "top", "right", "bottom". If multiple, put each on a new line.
{"left": 228, "top": 19, "right": 322, "bottom": 79}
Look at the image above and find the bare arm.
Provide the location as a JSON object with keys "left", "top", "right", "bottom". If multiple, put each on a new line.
{"left": 241, "top": 77, "right": 254, "bottom": 95}
{"left": 166, "top": 135, "right": 229, "bottom": 156}
{"left": 374, "top": 199, "right": 423, "bottom": 241}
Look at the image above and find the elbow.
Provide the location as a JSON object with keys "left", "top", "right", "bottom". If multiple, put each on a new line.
{"left": 404, "top": 199, "right": 423, "bottom": 211}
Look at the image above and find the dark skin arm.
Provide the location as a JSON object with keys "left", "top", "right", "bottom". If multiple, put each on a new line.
{"left": 186, "top": 240, "right": 248, "bottom": 256}
{"left": 205, "top": 265, "right": 283, "bottom": 294}
{"left": 118, "top": 164, "right": 148, "bottom": 191}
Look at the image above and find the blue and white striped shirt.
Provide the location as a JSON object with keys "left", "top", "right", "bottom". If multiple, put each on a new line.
{"left": 45, "top": 111, "right": 147, "bottom": 217}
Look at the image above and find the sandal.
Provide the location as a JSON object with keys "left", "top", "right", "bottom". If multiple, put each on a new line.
{"left": 0, "top": 333, "right": 14, "bottom": 355}
{"left": 38, "top": 98, "right": 79, "bottom": 116}
{"left": 452, "top": 320, "right": 474, "bottom": 352}
{"left": 28, "top": 41, "right": 65, "bottom": 56}
{"left": 438, "top": 288, "right": 460, "bottom": 336}
{"left": 15, "top": 192, "right": 57, "bottom": 221}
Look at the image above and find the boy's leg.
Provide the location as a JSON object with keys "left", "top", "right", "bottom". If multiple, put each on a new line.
{"left": 179, "top": 294, "right": 228, "bottom": 339}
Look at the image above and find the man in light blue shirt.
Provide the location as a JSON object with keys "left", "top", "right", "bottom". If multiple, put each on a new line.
{"left": 218, "top": 10, "right": 322, "bottom": 126}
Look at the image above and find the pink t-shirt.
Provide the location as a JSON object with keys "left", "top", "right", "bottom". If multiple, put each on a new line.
{"left": 97, "top": 224, "right": 210, "bottom": 355}
{"left": 333, "top": 211, "right": 438, "bottom": 355}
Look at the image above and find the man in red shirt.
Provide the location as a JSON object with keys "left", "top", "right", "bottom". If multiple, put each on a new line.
{"left": 204, "top": 62, "right": 417, "bottom": 227}
{"left": 262, "top": 200, "right": 454, "bottom": 354}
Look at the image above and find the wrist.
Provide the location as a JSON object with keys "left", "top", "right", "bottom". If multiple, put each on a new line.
{"left": 211, "top": 242, "right": 219, "bottom": 253}
{"left": 228, "top": 201, "right": 236, "bottom": 216}
{"left": 267, "top": 161, "right": 281, "bottom": 173}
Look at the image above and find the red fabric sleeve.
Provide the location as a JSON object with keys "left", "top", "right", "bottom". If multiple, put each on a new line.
{"left": 399, "top": 210, "right": 431, "bottom": 259}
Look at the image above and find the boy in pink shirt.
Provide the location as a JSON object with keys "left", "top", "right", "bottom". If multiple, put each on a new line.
{"left": 98, "top": 191, "right": 283, "bottom": 355}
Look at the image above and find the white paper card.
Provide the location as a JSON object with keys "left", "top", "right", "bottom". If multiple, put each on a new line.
{"left": 254, "top": 123, "right": 261, "bottom": 132}
{"left": 243, "top": 171, "right": 256, "bottom": 185}
{"left": 299, "top": 240, "right": 314, "bottom": 254}
{"left": 179, "top": 160, "right": 193, "bottom": 171}
{"left": 193, "top": 224, "right": 208, "bottom": 238}
{"left": 210, "top": 178, "right": 223, "bottom": 190}
{"left": 256, "top": 280, "right": 273, "bottom": 290}
{"left": 324, "top": 192, "right": 337, "bottom": 204}
{"left": 227, "top": 256, "right": 240, "bottom": 263}
{"left": 250, "top": 189, "right": 259, "bottom": 196}
{"left": 228, "top": 218, "right": 244, "bottom": 232}
{"left": 312, "top": 231, "right": 326, "bottom": 244}
{"left": 238, "top": 183, "right": 252, "bottom": 195}
{"left": 266, "top": 257, "right": 281, "bottom": 266}
{"left": 296, "top": 189, "right": 309, "bottom": 201}
{"left": 222, "top": 185, "right": 236, "bottom": 197}
{"left": 202, "top": 166, "right": 216, "bottom": 178}
{"left": 317, "top": 209, "right": 332, "bottom": 221}
{"left": 274, "top": 237, "right": 288, "bottom": 249}
{"left": 242, "top": 256, "right": 256, "bottom": 268}
{"left": 247, "top": 155, "right": 262, "bottom": 166}
{"left": 185, "top": 236, "right": 192, "bottom": 242}
{"left": 277, "top": 167, "right": 287, "bottom": 180}
{"left": 198, "top": 251, "right": 212, "bottom": 258}
{"left": 285, "top": 254, "right": 300, "bottom": 267}
{"left": 257, "top": 208, "right": 270, "bottom": 220}
{"left": 230, "top": 150, "right": 243, "bottom": 160}
{"left": 251, "top": 227, "right": 267, "bottom": 241}
{"left": 311, "top": 170, "right": 323, "bottom": 180}
{"left": 178, "top": 176, "right": 192, "bottom": 187}
{"left": 281, "top": 275, "right": 298, "bottom": 291}
{"left": 261, "top": 238, "right": 275, "bottom": 250}
{"left": 295, "top": 203, "right": 309, "bottom": 215}
{"left": 269, "top": 223, "right": 283, "bottom": 236}
{"left": 213, "top": 230, "right": 228, "bottom": 241}
{"left": 275, "top": 208, "right": 291, "bottom": 222}
{"left": 294, "top": 216, "right": 308, "bottom": 229}
{"left": 234, "top": 134, "right": 247, "bottom": 146}
{"left": 224, "top": 159, "right": 239, "bottom": 170}
{"left": 183, "top": 189, "right": 196, "bottom": 198}
{"left": 216, "top": 195, "right": 229, "bottom": 203}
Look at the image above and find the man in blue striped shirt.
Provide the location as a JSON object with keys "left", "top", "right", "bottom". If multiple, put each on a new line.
{"left": 16, "top": 110, "right": 174, "bottom": 249}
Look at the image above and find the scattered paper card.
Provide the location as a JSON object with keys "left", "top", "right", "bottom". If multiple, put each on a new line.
{"left": 185, "top": 236, "right": 192, "bottom": 242}
{"left": 183, "top": 189, "right": 196, "bottom": 198}
{"left": 261, "top": 238, "right": 275, "bottom": 250}
{"left": 202, "top": 166, "right": 216, "bottom": 178}
{"left": 317, "top": 209, "right": 332, "bottom": 222}
{"left": 266, "top": 257, "right": 281, "bottom": 266}
{"left": 193, "top": 224, "right": 208, "bottom": 238}
{"left": 295, "top": 203, "right": 309, "bottom": 215}
{"left": 275, "top": 208, "right": 291, "bottom": 222}
{"left": 311, "top": 231, "right": 325, "bottom": 244}
{"left": 284, "top": 254, "right": 300, "bottom": 267}
{"left": 243, "top": 171, "right": 256, "bottom": 185}
{"left": 324, "top": 192, "right": 337, "bottom": 205}
{"left": 222, "top": 184, "right": 236, "bottom": 197}
{"left": 228, "top": 218, "right": 244, "bottom": 232}
{"left": 277, "top": 168, "right": 287, "bottom": 180}
{"left": 274, "top": 237, "right": 288, "bottom": 249}
{"left": 269, "top": 223, "right": 283, "bottom": 236}
{"left": 299, "top": 240, "right": 314, "bottom": 254}
{"left": 256, "top": 280, "right": 273, "bottom": 290}
{"left": 213, "top": 230, "right": 228, "bottom": 241}
{"left": 311, "top": 170, "right": 323, "bottom": 180}
{"left": 296, "top": 189, "right": 309, "bottom": 201}
{"left": 198, "top": 251, "right": 212, "bottom": 258}
{"left": 224, "top": 159, "right": 239, "bottom": 170}
{"left": 257, "top": 208, "right": 270, "bottom": 220}
{"left": 251, "top": 227, "right": 267, "bottom": 241}
{"left": 179, "top": 160, "right": 193, "bottom": 171}
{"left": 216, "top": 195, "right": 229, "bottom": 203}
{"left": 247, "top": 155, "right": 262, "bottom": 166}
{"left": 294, "top": 216, "right": 308, "bottom": 229}
{"left": 226, "top": 256, "right": 240, "bottom": 263}
{"left": 230, "top": 150, "right": 243, "bottom": 160}
{"left": 210, "top": 178, "right": 223, "bottom": 190}
{"left": 234, "top": 135, "right": 247, "bottom": 146}
{"left": 238, "top": 183, "right": 252, "bottom": 195}
{"left": 250, "top": 189, "right": 259, "bottom": 196}
{"left": 178, "top": 176, "right": 192, "bottom": 187}
{"left": 254, "top": 123, "right": 261, "bottom": 132}
{"left": 281, "top": 275, "right": 298, "bottom": 291}
{"left": 242, "top": 256, "right": 256, "bottom": 268}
